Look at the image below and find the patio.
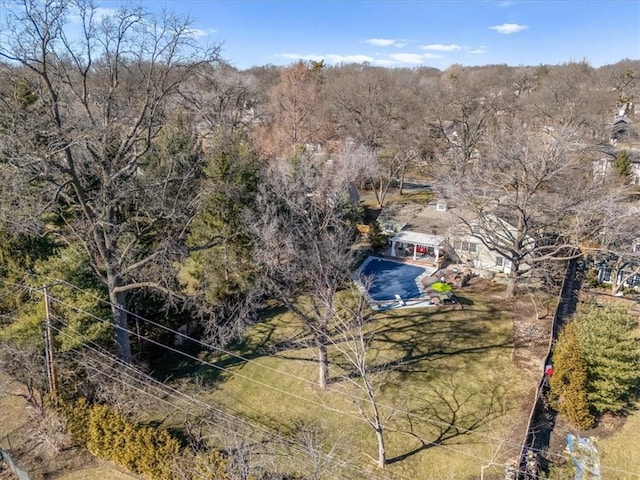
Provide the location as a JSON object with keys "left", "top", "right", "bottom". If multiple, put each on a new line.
{"left": 386, "top": 231, "right": 448, "bottom": 268}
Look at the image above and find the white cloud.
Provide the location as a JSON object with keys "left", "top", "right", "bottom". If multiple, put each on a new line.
{"left": 467, "top": 47, "right": 488, "bottom": 55}
{"left": 373, "top": 59, "right": 397, "bottom": 67}
{"left": 366, "top": 38, "right": 395, "bottom": 46}
{"left": 281, "top": 53, "right": 325, "bottom": 62}
{"left": 420, "top": 43, "right": 462, "bottom": 52}
{"left": 389, "top": 53, "right": 427, "bottom": 64}
{"left": 325, "top": 54, "right": 375, "bottom": 64}
{"left": 93, "top": 7, "right": 119, "bottom": 22}
{"left": 280, "top": 53, "right": 375, "bottom": 64}
{"left": 186, "top": 27, "right": 217, "bottom": 39}
{"left": 489, "top": 23, "right": 528, "bottom": 34}
{"left": 365, "top": 38, "right": 407, "bottom": 48}
{"left": 67, "top": 6, "right": 119, "bottom": 24}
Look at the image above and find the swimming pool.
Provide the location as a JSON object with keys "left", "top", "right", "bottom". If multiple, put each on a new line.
{"left": 355, "top": 257, "right": 429, "bottom": 303}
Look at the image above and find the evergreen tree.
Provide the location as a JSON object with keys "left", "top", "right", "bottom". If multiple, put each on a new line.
{"left": 575, "top": 304, "right": 640, "bottom": 414}
{"left": 181, "top": 129, "right": 262, "bottom": 343}
{"left": 549, "top": 322, "right": 595, "bottom": 429}
{"left": 614, "top": 150, "right": 632, "bottom": 181}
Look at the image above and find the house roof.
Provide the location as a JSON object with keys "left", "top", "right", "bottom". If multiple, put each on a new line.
{"left": 390, "top": 230, "right": 445, "bottom": 247}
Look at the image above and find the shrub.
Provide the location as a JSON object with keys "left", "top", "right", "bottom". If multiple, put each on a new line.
{"left": 367, "top": 221, "right": 389, "bottom": 250}
{"left": 583, "top": 268, "right": 600, "bottom": 289}
{"left": 54, "top": 397, "right": 196, "bottom": 479}
{"left": 574, "top": 304, "right": 640, "bottom": 414}
{"left": 549, "top": 322, "right": 595, "bottom": 429}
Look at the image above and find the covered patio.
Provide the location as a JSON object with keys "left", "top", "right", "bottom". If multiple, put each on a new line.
{"left": 388, "top": 231, "right": 448, "bottom": 267}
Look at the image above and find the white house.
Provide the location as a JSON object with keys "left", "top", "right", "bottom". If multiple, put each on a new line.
{"left": 446, "top": 215, "right": 535, "bottom": 275}
{"left": 593, "top": 149, "right": 640, "bottom": 186}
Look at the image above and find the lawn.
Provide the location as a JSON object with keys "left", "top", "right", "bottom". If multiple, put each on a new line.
{"left": 596, "top": 408, "right": 640, "bottom": 480}
{"left": 182, "top": 280, "right": 531, "bottom": 480}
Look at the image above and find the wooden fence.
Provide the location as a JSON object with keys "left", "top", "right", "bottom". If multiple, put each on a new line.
{"left": 514, "top": 258, "right": 579, "bottom": 479}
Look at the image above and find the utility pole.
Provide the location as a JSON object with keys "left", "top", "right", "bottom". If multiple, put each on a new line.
{"left": 43, "top": 284, "right": 57, "bottom": 397}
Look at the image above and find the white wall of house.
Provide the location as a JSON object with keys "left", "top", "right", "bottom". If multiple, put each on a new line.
{"left": 448, "top": 233, "right": 513, "bottom": 274}
{"left": 593, "top": 155, "right": 640, "bottom": 185}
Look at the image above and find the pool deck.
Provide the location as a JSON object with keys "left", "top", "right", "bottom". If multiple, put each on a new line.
{"left": 379, "top": 250, "right": 448, "bottom": 269}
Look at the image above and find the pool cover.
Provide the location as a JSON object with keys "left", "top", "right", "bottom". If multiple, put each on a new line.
{"left": 358, "top": 258, "right": 426, "bottom": 302}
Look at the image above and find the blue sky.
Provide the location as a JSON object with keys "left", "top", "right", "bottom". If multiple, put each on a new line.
{"left": 101, "top": 0, "right": 639, "bottom": 69}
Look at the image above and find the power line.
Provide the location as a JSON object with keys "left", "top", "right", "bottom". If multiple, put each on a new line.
{"left": 48, "top": 319, "right": 406, "bottom": 480}
{"left": 5, "top": 276, "right": 639, "bottom": 479}
{"left": 41, "top": 289, "right": 558, "bottom": 479}
{"left": 39, "top": 277, "right": 549, "bottom": 450}
{"left": 1, "top": 276, "right": 561, "bottom": 467}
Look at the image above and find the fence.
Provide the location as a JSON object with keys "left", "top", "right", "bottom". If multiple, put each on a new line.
{"left": 514, "top": 257, "right": 579, "bottom": 480}
{"left": 0, "top": 448, "right": 31, "bottom": 480}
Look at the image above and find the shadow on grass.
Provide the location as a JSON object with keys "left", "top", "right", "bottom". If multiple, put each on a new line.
{"left": 159, "top": 304, "right": 322, "bottom": 385}
{"left": 387, "top": 378, "right": 508, "bottom": 464}
{"left": 156, "top": 291, "right": 512, "bottom": 396}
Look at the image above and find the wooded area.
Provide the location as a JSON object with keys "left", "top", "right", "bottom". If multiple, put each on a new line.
{"left": 0, "top": 1, "right": 639, "bottom": 479}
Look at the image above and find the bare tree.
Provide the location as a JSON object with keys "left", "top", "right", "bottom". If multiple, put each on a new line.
{"left": 0, "top": 0, "right": 220, "bottom": 362}
{"left": 178, "top": 63, "right": 260, "bottom": 136}
{"left": 330, "top": 287, "right": 396, "bottom": 469}
{"left": 329, "top": 65, "right": 416, "bottom": 207}
{"left": 253, "top": 61, "right": 330, "bottom": 159}
{"left": 253, "top": 145, "right": 369, "bottom": 388}
{"left": 438, "top": 117, "right": 615, "bottom": 297}
{"left": 0, "top": 341, "right": 47, "bottom": 413}
{"left": 428, "top": 66, "right": 500, "bottom": 176}
{"left": 287, "top": 420, "right": 346, "bottom": 480}
{"left": 579, "top": 195, "right": 640, "bottom": 295}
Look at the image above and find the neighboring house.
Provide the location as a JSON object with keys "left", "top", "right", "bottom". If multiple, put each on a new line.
{"left": 593, "top": 148, "right": 640, "bottom": 186}
{"left": 448, "top": 232, "right": 506, "bottom": 272}
{"left": 596, "top": 238, "right": 640, "bottom": 291}
{"left": 611, "top": 116, "right": 633, "bottom": 144}
{"left": 610, "top": 109, "right": 639, "bottom": 147}
{"left": 597, "top": 264, "right": 640, "bottom": 290}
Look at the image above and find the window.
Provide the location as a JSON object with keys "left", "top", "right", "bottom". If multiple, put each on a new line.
{"left": 453, "top": 241, "right": 478, "bottom": 253}
{"left": 599, "top": 266, "right": 612, "bottom": 282}
{"left": 622, "top": 272, "right": 640, "bottom": 287}
{"left": 496, "top": 256, "right": 505, "bottom": 267}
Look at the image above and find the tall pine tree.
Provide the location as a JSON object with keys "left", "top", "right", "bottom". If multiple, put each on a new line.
{"left": 575, "top": 304, "right": 640, "bottom": 414}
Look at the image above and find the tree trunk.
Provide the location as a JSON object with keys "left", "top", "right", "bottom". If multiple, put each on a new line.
{"left": 398, "top": 165, "right": 406, "bottom": 196}
{"left": 375, "top": 426, "right": 386, "bottom": 468}
{"left": 505, "top": 263, "right": 519, "bottom": 298}
{"left": 611, "top": 280, "right": 622, "bottom": 296}
{"left": 318, "top": 340, "right": 328, "bottom": 389}
{"left": 109, "top": 287, "right": 132, "bottom": 363}
{"left": 610, "top": 263, "right": 624, "bottom": 295}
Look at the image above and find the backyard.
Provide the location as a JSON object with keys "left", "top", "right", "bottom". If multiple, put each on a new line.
{"left": 176, "top": 277, "right": 539, "bottom": 480}
{"left": 3, "top": 266, "right": 638, "bottom": 478}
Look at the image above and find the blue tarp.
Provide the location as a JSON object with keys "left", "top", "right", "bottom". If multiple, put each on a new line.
{"left": 566, "top": 434, "right": 601, "bottom": 480}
